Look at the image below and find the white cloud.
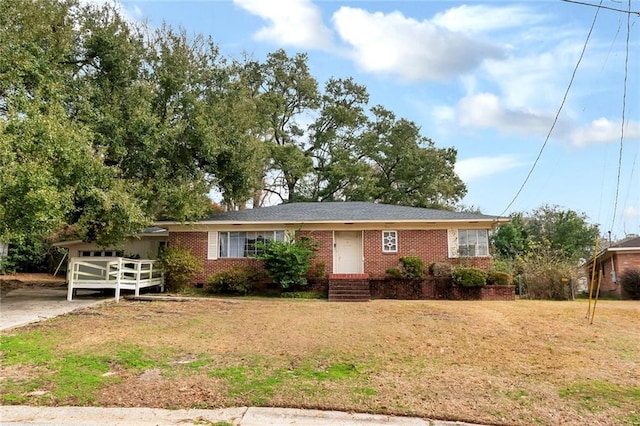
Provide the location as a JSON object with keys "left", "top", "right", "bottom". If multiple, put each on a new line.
{"left": 432, "top": 105, "right": 455, "bottom": 122}
{"left": 233, "top": 0, "right": 333, "bottom": 50}
{"left": 456, "top": 93, "right": 555, "bottom": 135}
{"left": 331, "top": 7, "right": 504, "bottom": 82}
{"left": 623, "top": 205, "right": 640, "bottom": 218}
{"left": 79, "top": 0, "right": 142, "bottom": 24}
{"left": 569, "top": 118, "right": 640, "bottom": 147}
{"left": 482, "top": 42, "right": 583, "bottom": 110}
{"left": 455, "top": 155, "right": 526, "bottom": 182}
{"left": 433, "top": 5, "right": 543, "bottom": 34}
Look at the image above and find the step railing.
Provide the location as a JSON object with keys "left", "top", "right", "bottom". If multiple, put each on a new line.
{"left": 67, "top": 257, "right": 164, "bottom": 302}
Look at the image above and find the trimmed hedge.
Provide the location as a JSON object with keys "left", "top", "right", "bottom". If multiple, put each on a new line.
{"left": 487, "top": 271, "right": 513, "bottom": 286}
{"left": 452, "top": 267, "right": 487, "bottom": 288}
{"left": 206, "top": 265, "right": 259, "bottom": 295}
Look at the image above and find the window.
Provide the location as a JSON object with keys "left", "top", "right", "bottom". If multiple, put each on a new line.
{"left": 382, "top": 231, "right": 398, "bottom": 253}
{"left": 458, "top": 229, "right": 489, "bottom": 257}
{"left": 218, "top": 231, "right": 286, "bottom": 258}
{"left": 79, "top": 250, "right": 123, "bottom": 257}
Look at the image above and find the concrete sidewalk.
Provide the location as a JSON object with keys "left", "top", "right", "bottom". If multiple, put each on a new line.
{"left": 1, "top": 406, "right": 485, "bottom": 425}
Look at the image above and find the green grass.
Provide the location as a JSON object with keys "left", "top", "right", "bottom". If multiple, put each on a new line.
{"left": 1, "top": 331, "right": 56, "bottom": 365}
{"left": 208, "top": 361, "right": 367, "bottom": 405}
{"left": 0, "top": 336, "right": 163, "bottom": 404}
{"left": 559, "top": 380, "right": 640, "bottom": 412}
{"left": 2, "top": 299, "right": 638, "bottom": 425}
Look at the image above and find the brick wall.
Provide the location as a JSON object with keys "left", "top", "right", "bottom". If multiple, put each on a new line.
{"left": 170, "top": 229, "right": 493, "bottom": 286}
{"left": 592, "top": 252, "right": 640, "bottom": 299}
{"left": 363, "top": 229, "right": 445, "bottom": 278}
{"left": 169, "top": 232, "right": 263, "bottom": 285}
{"left": 370, "top": 278, "right": 515, "bottom": 301}
{"left": 298, "top": 230, "right": 333, "bottom": 274}
{"left": 363, "top": 229, "right": 490, "bottom": 278}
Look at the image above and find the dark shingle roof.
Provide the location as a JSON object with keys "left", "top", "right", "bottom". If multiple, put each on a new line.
{"left": 611, "top": 235, "right": 640, "bottom": 248}
{"left": 199, "top": 202, "right": 503, "bottom": 223}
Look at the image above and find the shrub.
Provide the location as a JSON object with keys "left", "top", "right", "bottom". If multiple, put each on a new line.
{"left": 620, "top": 268, "right": 640, "bottom": 300}
{"left": 452, "top": 267, "right": 487, "bottom": 287}
{"left": 487, "top": 271, "right": 513, "bottom": 286}
{"left": 428, "top": 262, "right": 453, "bottom": 278}
{"left": 158, "top": 246, "right": 203, "bottom": 292}
{"left": 399, "top": 256, "right": 425, "bottom": 279}
{"left": 256, "top": 237, "right": 316, "bottom": 289}
{"left": 385, "top": 266, "right": 404, "bottom": 279}
{"left": 206, "top": 265, "right": 258, "bottom": 295}
{"left": 490, "top": 258, "right": 515, "bottom": 275}
{"left": 518, "top": 247, "right": 573, "bottom": 300}
{"left": 306, "top": 261, "right": 328, "bottom": 282}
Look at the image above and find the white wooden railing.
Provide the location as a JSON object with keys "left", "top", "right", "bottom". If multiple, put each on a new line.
{"left": 67, "top": 257, "right": 164, "bottom": 302}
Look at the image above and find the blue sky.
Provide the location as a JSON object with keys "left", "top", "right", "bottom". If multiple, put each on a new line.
{"left": 112, "top": 0, "right": 639, "bottom": 239}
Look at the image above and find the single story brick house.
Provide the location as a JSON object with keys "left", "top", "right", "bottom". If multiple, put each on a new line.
{"left": 157, "top": 202, "right": 509, "bottom": 289}
{"left": 584, "top": 235, "right": 640, "bottom": 299}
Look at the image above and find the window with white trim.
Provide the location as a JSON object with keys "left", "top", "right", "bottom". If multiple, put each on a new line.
{"left": 458, "top": 229, "right": 489, "bottom": 257}
{"left": 382, "top": 231, "right": 398, "bottom": 253}
{"left": 218, "top": 231, "right": 286, "bottom": 258}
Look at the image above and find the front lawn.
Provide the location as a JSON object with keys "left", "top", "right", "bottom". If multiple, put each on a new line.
{"left": 1, "top": 299, "right": 638, "bottom": 425}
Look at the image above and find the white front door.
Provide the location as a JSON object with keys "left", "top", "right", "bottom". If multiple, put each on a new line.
{"left": 334, "top": 231, "right": 363, "bottom": 274}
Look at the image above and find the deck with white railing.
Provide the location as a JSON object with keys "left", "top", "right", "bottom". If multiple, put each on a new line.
{"left": 67, "top": 257, "right": 164, "bottom": 302}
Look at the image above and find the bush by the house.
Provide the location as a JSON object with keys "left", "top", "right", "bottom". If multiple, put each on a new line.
{"left": 452, "top": 267, "right": 487, "bottom": 287}
{"left": 256, "top": 237, "right": 316, "bottom": 289}
{"left": 428, "top": 262, "right": 453, "bottom": 278}
{"left": 400, "top": 256, "right": 425, "bottom": 279}
{"left": 158, "top": 246, "right": 203, "bottom": 292}
{"left": 385, "top": 266, "right": 404, "bottom": 279}
{"left": 206, "top": 265, "right": 259, "bottom": 295}
{"left": 517, "top": 246, "right": 573, "bottom": 300}
{"left": 487, "top": 271, "right": 513, "bottom": 286}
{"left": 306, "top": 261, "right": 328, "bottom": 282}
{"left": 620, "top": 268, "right": 640, "bottom": 300}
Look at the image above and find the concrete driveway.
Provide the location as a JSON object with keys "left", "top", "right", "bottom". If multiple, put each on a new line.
{"left": 0, "top": 284, "right": 110, "bottom": 331}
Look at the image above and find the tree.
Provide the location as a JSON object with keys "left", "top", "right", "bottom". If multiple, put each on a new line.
{"left": 491, "top": 213, "right": 529, "bottom": 259}
{"left": 0, "top": 0, "right": 149, "bottom": 247}
{"left": 526, "top": 205, "right": 599, "bottom": 262}
{"left": 492, "top": 206, "right": 599, "bottom": 263}
{"left": 359, "top": 106, "right": 466, "bottom": 208}
{"left": 247, "top": 52, "right": 467, "bottom": 208}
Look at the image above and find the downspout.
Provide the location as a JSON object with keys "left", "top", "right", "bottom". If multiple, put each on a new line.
{"left": 610, "top": 256, "right": 617, "bottom": 286}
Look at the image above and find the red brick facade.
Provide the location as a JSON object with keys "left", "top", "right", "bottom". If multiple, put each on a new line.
{"left": 170, "top": 228, "right": 492, "bottom": 285}
{"left": 592, "top": 251, "right": 640, "bottom": 298}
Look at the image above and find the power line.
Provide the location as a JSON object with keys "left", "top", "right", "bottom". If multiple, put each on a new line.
{"left": 560, "top": 0, "right": 640, "bottom": 16}
{"left": 499, "top": 1, "right": 603, "bottom": 217}
{"left": 609, "top": 0, "right": 632, "bottom": 232}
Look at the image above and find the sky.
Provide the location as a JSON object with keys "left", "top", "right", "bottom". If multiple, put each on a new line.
{"left": 112, "top": 0, "right": 639, "bottom": 239}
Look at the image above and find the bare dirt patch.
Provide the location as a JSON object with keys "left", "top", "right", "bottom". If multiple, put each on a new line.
{"left": 1, "top": 299, "right": 639, "bottom": 425}
{"left": 0, "top": 273, "right": 65, "bottom": 298}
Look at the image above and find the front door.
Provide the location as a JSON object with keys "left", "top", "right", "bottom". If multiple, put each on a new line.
{"left": 334, "top": 231, "right": 363, "bottom": 274}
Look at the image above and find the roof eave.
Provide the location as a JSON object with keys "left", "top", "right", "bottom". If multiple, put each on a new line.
{"left": 156, "top": 217, "right": 510, "bottom": 226}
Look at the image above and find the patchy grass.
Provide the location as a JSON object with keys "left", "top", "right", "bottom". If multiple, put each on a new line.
{"left": 1, "top": 299, "right": 639, "bottom": 425}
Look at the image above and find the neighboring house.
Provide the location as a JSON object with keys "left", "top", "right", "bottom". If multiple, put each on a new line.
{"left": 157, "top": 202, "right": 509, "bottom": 288}
{"left": 53, "top": 227, "right": 169, "bottom": 260}
{"left": 584, "top": 235, "right": 640, "bottom": 299}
